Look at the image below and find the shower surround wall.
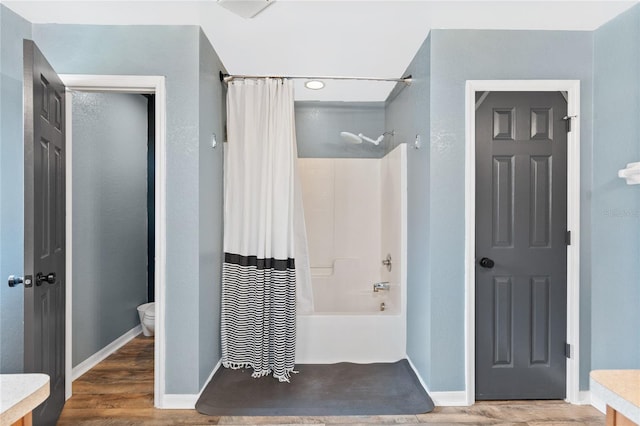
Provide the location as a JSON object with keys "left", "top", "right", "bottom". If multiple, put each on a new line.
{"left": 299, "top": 157, "right": 382, "bottom": 312}
{"left": 296, "top": 145, "right": 406, "bottom": 363}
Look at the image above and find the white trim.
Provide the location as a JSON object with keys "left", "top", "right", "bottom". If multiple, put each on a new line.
{"left": 59, "top": 75, "right": 158, "bottom": 94}
{"left": 430, "top": 392, "right": 469, "bottom": 407}
{"left": 160, "top": 359, "right": 222, "bottom": 409}
{"left": 198, "top": 359, "right": 222, "bottom": 398}
{"left": 577, "top": 390, "right": 592, "bottom": 406}
{"left": 464, "top": 80, "right": 581, "bottom": 405}
{"left": 64, "top": 91, "right": 73, "bottom": 400}
{"left": 204, "top": 360, "right": 222, "bottom": 387}
{"left": 406, "top": 356, "right": 467, "bottom": 407}
{"left": 160, "top": 394, "right": 199, "bottom": 410}
{"left": 590, "top": 391, "right": 607, "bottom": 414}
{"left": 400, "top": 144, "right": 408, "bottom": 352}
{"left": 565, "top": 81, "right": 581, "bottom": 405}
{"left": 60, "top": 74, "right": 167, "bottom": 408}
{"left": 72, "top": 326, "right": 142, "bottom": 381}
{"left": 406, "top": 356, "right": 430, "bottom": 395}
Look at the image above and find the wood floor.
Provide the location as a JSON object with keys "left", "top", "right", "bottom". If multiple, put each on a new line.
{"left": 58, "top": 336, "right": 605, "bottom": 425}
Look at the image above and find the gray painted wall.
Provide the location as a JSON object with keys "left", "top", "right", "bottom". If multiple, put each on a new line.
{"left": 592, "top": 5, "right": 640, "bottom": 372}
{"left": 71, "top": 92, "right": 149, "bottom": 367}
{"left": 295, "top": 102, "right": 386, "bottom": 158}
{"left": 384, "top": 34, "right": 432, "bottom": 387}
{"left": 198, "top": 30, "right": 226, "bottom": 388}
{"left": 428, "top": 30, "right": 594, "bottom": 391}
{"left": 0, "top": 4, "right": 31, "bottom": 374}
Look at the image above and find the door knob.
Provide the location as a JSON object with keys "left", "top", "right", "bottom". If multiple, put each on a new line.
{"left": 8, "top": 275, "right": 33, "bottom": 288}
{"left": 36, "top": 272, "right": 56, "bottom": 286}
{"left": 479, "top": 257, "right": 495, "bottom": 269}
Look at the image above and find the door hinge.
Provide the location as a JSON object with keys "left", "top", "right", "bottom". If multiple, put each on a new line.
{"left": 565, "top": 230, "right": 571, "bottom": 246}
{"left": 563, "top": 115, "right": 577, "bottom": 133}
{"left": 565, "top": 343, "right": 572, "bottom": 359}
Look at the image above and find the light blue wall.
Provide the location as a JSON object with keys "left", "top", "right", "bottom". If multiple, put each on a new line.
{"left": 428, "top": 30, "right": 594, "bottom": 391}
{"left": 384, "top": 34, "right": 432, "bottom": 386}
{"left": 295, "top": 102, "right": 386, "bottom": 158}
{"left": 71, "top": 92, "right": 148, "bottom": 367}
{"left": 198, "top": 30, "right": 226, "bottom": 388}
{"left": 592, "top": 5, "right": 640, "bottom": 372}
{"left": 30, "top": 23, "right": 221, "bottom": 394}
{"left": 0, "top": 4, "right": 31, "bottom": 374}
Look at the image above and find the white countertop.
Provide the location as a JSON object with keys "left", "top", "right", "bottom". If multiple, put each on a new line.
{"left": 591, "top": 370, "right": 640, "bottom": 425}
{"left": 0, "top": 374, "right": 49, "bottom": 426}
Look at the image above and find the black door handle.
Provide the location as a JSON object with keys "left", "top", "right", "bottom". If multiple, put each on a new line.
{"left": 479, "top": 257, "right": 495, "bottom": 269}
{"left": 36, "top": 272, "right": 56, "bottom": 286}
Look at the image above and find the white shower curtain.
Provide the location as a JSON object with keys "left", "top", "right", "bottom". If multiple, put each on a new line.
{"left": 221, "top": 78, "right": 313, "bottom": 382}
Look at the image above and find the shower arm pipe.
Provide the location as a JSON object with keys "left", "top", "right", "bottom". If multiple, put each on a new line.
{"left": 219, "top": 71, "right": 412, "bottom": 85}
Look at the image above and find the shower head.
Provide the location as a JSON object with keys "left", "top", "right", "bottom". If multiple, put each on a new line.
{"left": 340, "top": 131, "right": 364, "bottom": 144}
{"left": 340, "top": 130, "right": 394, "bottom": 146}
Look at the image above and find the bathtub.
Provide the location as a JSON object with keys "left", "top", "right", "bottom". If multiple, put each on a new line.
{"left": 296, "top": 144, "right": 407, "bottom": 364}
{"left": 296, "top": 297, "right": 406, "bottom": 364}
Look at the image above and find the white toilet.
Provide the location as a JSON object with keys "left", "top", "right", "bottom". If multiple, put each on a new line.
{"left": 137, "top": 302, "right": 155, "bottom": 336}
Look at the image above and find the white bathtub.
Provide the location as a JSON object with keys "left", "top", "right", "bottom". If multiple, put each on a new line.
{"left": 296, "top": 144, "right": 407, "bottom": 364}
{"left": 295, "top": 261, "right": 406, "bottom": 364}
{"left": 296, "top": 308, "right": 406, "bottom": 364}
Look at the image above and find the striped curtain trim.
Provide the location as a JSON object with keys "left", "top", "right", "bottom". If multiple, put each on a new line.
{"left": 225, "top": 252, "right": 295, "bottom": 271}
{"left": 221, "top": 252, "right": 297, "bottom": 382}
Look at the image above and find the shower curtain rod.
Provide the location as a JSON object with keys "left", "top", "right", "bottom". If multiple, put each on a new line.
{"left": 219, "top": 71, "right": 412, "bottom": 85}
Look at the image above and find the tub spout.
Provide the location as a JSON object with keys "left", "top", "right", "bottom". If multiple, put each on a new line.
{"left": 373, "top": 282, "right": 390, "bottom": 292}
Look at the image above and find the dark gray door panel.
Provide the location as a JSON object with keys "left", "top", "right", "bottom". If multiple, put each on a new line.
{"left": 24, "top": 39, "right": 66, "bottom": 425}
{"left": 475, "top": 91, "right": 567, "bottom": 400}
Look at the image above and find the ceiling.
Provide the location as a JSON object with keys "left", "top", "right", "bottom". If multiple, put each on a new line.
{"left": 4, "top": 0, "right": 638, "bottom": 101}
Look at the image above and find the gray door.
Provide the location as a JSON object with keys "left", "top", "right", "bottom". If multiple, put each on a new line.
{"left": 475, "top": 91, "right": 567, "bottom": 400}
{"left": 23, "top": 39, "right": 66, "bottom": 424}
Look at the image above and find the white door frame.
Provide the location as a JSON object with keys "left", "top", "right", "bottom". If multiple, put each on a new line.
{"left": 60, "top": 75, "right": 167, "bottom": 408}
{"left": 464, "top": 80, "right": 581, "bottom": 405}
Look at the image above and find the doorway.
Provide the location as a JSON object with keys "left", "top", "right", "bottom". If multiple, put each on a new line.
{"left": 67, "top": 90, "right": 154, "bottom": 377}
{"left": 60, "top": 75, "right": 167, "bottom": 408}
{"left": 464, "top": 80, "right": 581, "bottom": 405}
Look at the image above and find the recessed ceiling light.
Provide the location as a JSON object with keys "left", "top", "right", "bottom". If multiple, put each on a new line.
{"left": 305, "top": 80, "right": 325, "bottom": 90}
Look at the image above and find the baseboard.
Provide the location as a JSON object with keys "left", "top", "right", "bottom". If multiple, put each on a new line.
{"left": 161, "top": 393, "right": 199, "bottom": 409}
{"left": 406, "top": 357, "right": 430, "bottom": 394}
{"left": 429, "top": 391, "right": 469, "bottom": 406}
{"left": 590, "top": 390, "right": 607, "bottom": 414}
{"left": 72, "top": 325, "right": 142, "bottom": 381}
{"left": 406, "top": 356, "right": 470, "bottom": 407}
{"left": 575, "top": 390, "right": 592, "bottom": 406}
{"left": 198, "top": 359, "right": 222, "bottom": 398}
{"left": 575, "top": 388, "right": 606, "bottom": 415}
{"left": 160, "top": 358, "right": 222, "bottom": 409}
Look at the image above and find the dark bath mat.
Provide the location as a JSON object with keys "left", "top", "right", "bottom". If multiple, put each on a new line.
{"left": 195, "top": 359, "right": 434, "bottom": 416}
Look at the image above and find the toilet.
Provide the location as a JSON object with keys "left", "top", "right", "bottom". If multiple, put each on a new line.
{"left": 137, "top": 302, "right": 155, "bottom": 336}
